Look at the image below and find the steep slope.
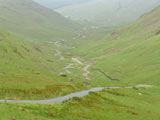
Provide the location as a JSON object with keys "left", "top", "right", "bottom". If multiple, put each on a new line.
{"left": 56, "top": 0, "right": 160, "bottom": 27}
{"left": 0, "top": 0, "right": 86, "bottom": 100}
{"left": 0, "top": 29, "right": 77, "bottom": 99}
{"left": 73, "top": 6, "right": 160, "bottom": 86}
{"left": 0, "top": 0, "right": 79, "bottom": 41}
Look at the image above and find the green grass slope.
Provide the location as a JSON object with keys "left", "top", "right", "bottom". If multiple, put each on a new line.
{"left": 0, "top": 0, "right": 79, "bottom": 41}
{"left": 0, "top": 3, "right": 160, "bottom": 120}
{"left": 0, "top": 87, "right": 160, "bottom": 120}
{"left": 1, "top": 0, "right": 160, "bottom": 101}
{"left": 0, "top": 0, "right": 86, "bottom": 100}
{"left": 0, "top": 29, "right": 88, "bottom": 100}
{"left": 56, "top": 0, "right": 160, "bottom": 27}
{"left": 73, "top": 6, "right": 160, "bottom": 86}
{"left": 1, "top": 2, "right": 160, "bottom": 100}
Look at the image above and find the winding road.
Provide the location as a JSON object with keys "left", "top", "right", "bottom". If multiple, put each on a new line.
{"left": 0, "top": 85, "right": 151, "bottom": 104}
{"left": 17, "top": 51, "right": 151, "bottom": 105}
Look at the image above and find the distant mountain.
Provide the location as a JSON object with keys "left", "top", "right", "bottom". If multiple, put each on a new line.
{"left": 0, "top": 0, "right": 79, "bottom": 42}
{"left": 56, "top": 0, "right": 160, "bottom": 27}
{"left": 34, "top": 0, "right": 92, "bottom": 9}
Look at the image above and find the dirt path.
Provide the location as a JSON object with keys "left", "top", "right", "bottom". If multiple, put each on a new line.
{"left": 72, "top": 58, "right": 83, "bottom": 65}
{"left": 72, "top": 58, "right": 91, "bottom": 80}
{"left": 83, "top": 64, "right": 91, "bottom": 80}
{"left": 0, "top": 85, "right": 151, "bottom": 104}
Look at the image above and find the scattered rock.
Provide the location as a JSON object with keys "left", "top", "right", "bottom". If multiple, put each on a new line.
{"left": 156, "top": 30, "right": 160, "bottom": 35}
{"left": 61, "top": 74, "right": 67, "bottom": 77}
{"left": 83, "top": 81, "right": 90, "bottom": 86}
{"left": 138, "top": 93, "right": 142, "bottom": 96}
{"left": 2, "top": 72, "right": 6, "bottom": 75}
{"left": 35, "top": 72, "right": 40, "bottom": 75}
{"left": 9, "top": 117, "right": 16, "bottom": 120}
{"left": 47, "top": 60, "right": 53, "bottom": 62}
{"left": 35, "top": 47, "right": 42, "bottom": 53}
{"left": 69, "top": 78, "right": 74, "bottom": 83}
{"left": 59, "top": 73, "right": 67, "bottom": 77}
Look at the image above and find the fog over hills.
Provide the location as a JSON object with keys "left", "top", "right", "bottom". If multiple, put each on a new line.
{"left": 55, "top": 0, "right": 160, "bottom": 27}
{"left": 34, "top": 0, "right": 92, "bottom": 9}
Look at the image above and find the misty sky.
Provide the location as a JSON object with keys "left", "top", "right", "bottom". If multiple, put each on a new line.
{"left": 33, "top": 0, "right": 92, "bottom": 9}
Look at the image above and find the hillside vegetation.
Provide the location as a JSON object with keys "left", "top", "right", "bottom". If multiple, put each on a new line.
{"left": 0, "top": 0, "right": 79, "bottom": 41}
{"left": 0, "top": 28, "right": 86, "bottom": 100}
{"left": 0, "top": 87, "right": 160, "bottom": 120}
{"left": 0, "top": 0, "right": 87, "bottom": 100}
{"left": 0, "top": 1, "right": 160, "bottom": 120}
{"left": 73, "top": 6, "right": 160, "bottom": 86}
{"left": 0, "top": 1, "right": 160, "bottom": 100}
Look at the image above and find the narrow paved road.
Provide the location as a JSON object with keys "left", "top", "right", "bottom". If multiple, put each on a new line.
{"left": 0, "top": 85, "right": 151, "bottom": 104}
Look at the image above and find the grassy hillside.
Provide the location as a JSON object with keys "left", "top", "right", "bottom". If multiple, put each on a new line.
{"left": 0, "top": 0, "right": 79, "bottom": 41}
{"left": 1, "top": 2, "right": 160, "bottom": 100}
{"left": 0, "top": 0, "right": 88, "bottom": 100}
{"left": 0, "top": 29, "right": 87, "bottom": 100}
{"left": 0, "top": 2, "right": 160, "bottom": 120}
{"left": 72, "top": 6, "right": 160, "bottom": 86}
{"left": 56, "top": 0, "right": 160, "bottom": 27}
{"left": 0, "top": 86, "right": 160, "bottom": 120}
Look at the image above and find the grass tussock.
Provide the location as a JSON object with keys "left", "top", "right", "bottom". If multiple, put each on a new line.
{"left": 0, "top": 84, "right": 76, "bottom": 100}
{"left": 1, "top": 87, "right": 159, "bottom": 120}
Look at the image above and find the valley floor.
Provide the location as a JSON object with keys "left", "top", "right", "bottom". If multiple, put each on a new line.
{"left": 0, "top": 3, "right": 160, "bottom": 120}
